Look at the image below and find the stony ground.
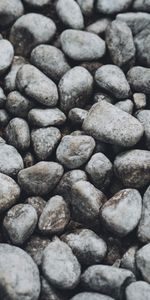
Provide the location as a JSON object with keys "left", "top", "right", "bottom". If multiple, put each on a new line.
{"left": 0, "top": 0, "right": 150, "bottom": 299}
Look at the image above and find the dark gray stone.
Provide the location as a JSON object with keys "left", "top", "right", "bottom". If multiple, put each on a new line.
{"left": 68, "top": 108, "right": 88, "bottom": 126}
{"left": 136, "top": 110, "right": 150, "bottom": 149}
{"left": 24, "top": 235, "right": 50, "bottom": 266}
{"left": 0, "top": 87, "right": 6, "bottom": 108}
{"left": 0, "top": 109, "right": 10, "bottom": 127}
{"left": 6, "top": 91, "right": 34, "bottom": 118}
{"left": 25, "top": 196, "right": 46, "bottom": 217}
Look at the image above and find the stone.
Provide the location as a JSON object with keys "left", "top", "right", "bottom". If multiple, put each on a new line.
{"left": 0, "top": 40, "right": 14, "bottom": 75}
{"left": 16, "top": 65, "right": 58, "bottom": 107}
{"left": 138, "top": 185, "right": 150, "bottom": 243}
{"left": 125, "top": 281, "right": 150, "bottom": 300}
{"left": 60, "top": 30, "right": 106, "bottom": 61}
{"left": 121, "top": 245, "right": 138, "bottom": 274}
{"left": 133, "top": 93, "right": 146, "bottom": 110}
{"left": 0, "top": 173, "right": 20, "bottom": 213}
{"left": 136, "top": 110, "right": 150, "bottom": 149}
{"left": 39, "top": 195, "right": 70, "bottom": 235}
{"left": 106, "top": 20, "right": 135, "bottom": 69}
{"left": 6, "top": 91, "right": 34, "bottom": 118}
{"left": 71, "top": 293, "right": 115, "bottom": 300}
{"left": 55, "top": 169, "right": 87, "bottom": 204}
{"left": 42, "top": 239, "right": 81, "bottom": 289}
{"left": 96, "top": 0, "right": 133, "bottom": 14}
{"left": 56, "top": 135, "right": 95, "bottom": 169}
{"left": 23, "top": 152, "right": 34, "bottom": 168}
{"left": 116, "top": 12, "right": 150, "bottom": 35}
{"left": 0, "top": 87, "right": 6, "bottom": 108}
{"left": 136, "top": 243, "right": 150, "bottom": 283}
{"left": 23, "top": 0, "right": 50, "bottom": 8}
{"left": 31, "top": 45, "right": 70, "bottom": 82}
{"left": 10, "top": 13, "right": 56, "bottom": 56}
{"left": 62, "top": 229, "right": 107, "bottom": 265}
{"left": 85, "top": 153, "right": 113, "bottom": 190}
{"left": 0, "top": 109, "right": 10, "bottom": 127}
{"left": 24, "top": 235, "right": 50, "bottom": 266}
{"left": 77, "top": 0, "right": 94, "bottom": 16}
{"left": 100, "top": 189, "right": 142, "bottom": 237}
{"left": 82, "top": 101, "right": 143, "bottom": 147}
{"left": 81, "top": 265, "right": 135, "bottom": 300}
{"left": 94, "top": 92, "right": 115, "bottom": 104}
{"left": 70, "top": 180, "right": 106, "bottom": 226}
{"left": 28, "top": 108, "right": 66, "bottom": 127}
{"left": 0, "top": 143, "right": 23, "bottom": 177}
{"left": 59, "top": 66, "right": 93, "bottom": 113}
{"left": 0, "top": 0, "right": 24, "bottom": 27}
{"left": 18, "top": 161, "right": 64, "bottom": 195}
{"left": 40, "top": 277, "right": 63, "bottom": 300}
{"left": 68, "top": 108, "right": 88, "bottom": 126}
{"left": 114, "top": 149, "right": 150, "bottom": 188}
{"left": 31, "top": 127, "right": 61, "bottom": 160}
{"left": 3, "top": 204, "right": 38, "bottom": 245}
{"left": 95, "top": 65, "right": 130, "bottom": 99}
{"left": 25, "top": 196, "right": 46, "bottom": 217}
{"left": 115, "top": 99, "right": 133, "bottom": 114}
{"left": 86, "top": 19, "right": 111, "bottom": 35}
{"left": 134, "top": 26, "right": 150, "bottom": 67}
{"left": 127, "top": 66, "right": 150, "bottom": 94}
{"left": 56, "top": 0, "right": 84, "bottom": 29}
{"left": 5, "top": 118, "right": 30, "bottom": 151}
{"left": 132, "top": 0, "right": 150, "bottom": 12}
{"left": 0, "top": 244, "right": 40, "bottom": 300}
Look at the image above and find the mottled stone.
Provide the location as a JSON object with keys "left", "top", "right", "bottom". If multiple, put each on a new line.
{"left": 86, "top": 19, "right": 111, "bottom": 35}
{"left": 25, "top": 196, "right": 46, "bottom": 217}
{"left": 115, "top": 99, "right": 133, "bottom": 114}
{"left": 68, "top": 108, "right": 88, "bottom": 126}
{"left": 24, "top": 235, "right": 50, "bottom": 266}
{"left": 134, "top": 26, "right": 150, "bottom": 67}
{"left": 0, "top": 0, "right": 24, "bottom": 27}
{"left": 138, "top": 185, "right": 150, "bottom": 243}
{"left": 28, "top": 108, "right": 66, "bottom": 127}
{"left": 6, "top": 91, "right": 34, "bottom": 118}
{"left": 116, "top": 12, "right": 150, "bottom": 35}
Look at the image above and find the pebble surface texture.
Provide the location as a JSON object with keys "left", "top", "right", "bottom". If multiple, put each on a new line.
{"left": 0, "top": 1, "right": 150, "bottom": 299}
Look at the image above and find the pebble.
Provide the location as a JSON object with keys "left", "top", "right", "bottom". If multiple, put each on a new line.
{"left": 31, "top": 45, "right": 70, "bottom": 83}
{"left": 81, "top": 265, "right": 135, "bottom": 300}
{"left": 0, "top": 244, "right": 40, "bottom": 300}
{"left": 56, "top": 135, "right": 95, "bottom": 169}
{"left": 62, "top": 229, "right": 107, "bottom": 266}
{"left": 68, "top": 108, "right": 88, "bottom": 126}
{"left": 0, "top": 143, "right": 24, "bottom": 177}
{"left": 95, "top": 65, "right": 130, "bottom": 99}
{"left": 85, "top": 153, "right": 113, "bottom": 190}
{"left": 0, "top": 109, "right": 10, "bottom": 127}
{"left": 4, "top": 56, "right": 27, "bottom": 93}
{"left": 16, "top": 65, "right": 58, "bottom": 107}
{"left": 0, "top": 0, "right": 24, "bottom": 27}
{"left": 136, "top": 243, "right": 150, "bottom": 283}
{"left": 96, "top": 0, "right": 133, "bottom": 14}
{"left": 70, "top": 180, "right": 106, "bottom": 226}
{"left": 106, "top": 20, "right": 135, "bottom": 69}
{"left": 40, "top": 276, "right": 63, "bottom": 300}
{"left": 0, "top": 87, "right": 6, "bottom": 108}
{"left": 60, "top": 30, "right": 106, "bottom": 61}
{"left": 42, "top": 239, "right": 81, "bottom": 289}
{"left": 82, "top": 101, "right": 143, "bottom": 147}
{"left": 18, "top": 161, "right": 64, "bottom": 195}
{"left": 125, "top": 281, "right": 150, "bottom": 300}
{"left": 86, "top": 19, "right": 111, "bottom": 35}
{"left": 137, "top": 110, "right": 150, "bottom": 149}
{"left": 29, "top": 111, "right": 65, "bottom": 131}
{"left": 39, "top": 195, "right": 70, "bottom": 235}
{"left": 31, "top": 127, "right": 61, "bottom": 160}
{"left": 100, "top": 189, "right": 142, "bottom": 237}
{"left": 24, "top": 235, "right": 50, "bottom": 266}
{"left": 55, "top": 169, "right": 87, "bottom": 204}
{"left": 10, "top": 13, "right": 56, "bottom": 56}
{"left": 116, "top": 12, "right": 150, "bottom": 35}
{"left": 3, "top": 204, "right": 38, "bottom": 245}
{"left": 138, "top": 185, "right": 150, "bottom": 243}
{"left": 134, "top": 26, "right": 150, "bottom": 67}
{"left": 56, "top": 0, "right": 84, "bottom": 29}
{"left": 94, "top": 92, "right": 115, "bottom": 104}
{"left": 59, "top": 66, "right": 93, "bottom": 113}
{"left": 71, "top": 293, "right": 115, "bottom": 300}
{"left": 114, "top": 149, "right": 150, "bottom": 188}
{"left": 0, "top": 173, "right": 20, "bottom": 213}
{"left": 121, "top": 245, "right": 138, "bottom": 275}
{"left": 23, "top": 0, "right": 50, "bottom": 8}
{"left": 132, "top": 0, "right": 150, "bottom": 12}
{"left": 133, "top": 93, "right": 146, "bottom": 110}
{"left": 0, "top": 40, "right": 14, "bottom": 75}
{"left": 6, "top": 91, "right": 34, "bottom": 118}
{"left": 115, "top": 99, "right": 133, "bottom": 114}
{"left": 77, "top": 0, "right": 94, "bottom": 16}
{"left": 25, "top": 196, "right": 46, "bottom": 217}
{"left": 5, "top": 118, "right": 30, "bottom": 151}
{"left": 127, "top": 66, "right": 150, "bottom": 94}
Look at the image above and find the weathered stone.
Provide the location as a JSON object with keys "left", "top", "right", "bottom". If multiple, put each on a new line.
{"left": 28, "top": 108, "right": 66, "bottom": 127}
{"left": 24, "top": 235, "right": 50, "bottom": 266}
{"left": 0, "top": 143, "right": 23, "bottom": 177}
{"left": 116, "top": 12, "right": 150, "bottom": 35}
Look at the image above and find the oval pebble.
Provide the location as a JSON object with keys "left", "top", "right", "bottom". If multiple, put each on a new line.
{"left": 5, "top": 118, "right": 30, "bottom": 151}
{"left": 28, "top": 108, "right": 66, "bottom": 127}
{"left": 0, "top": 40, "right": 14, "bottom": 75}
{"left": 0, "top": 143, "right": 24, "bottom": 177}
{"left": 125, "top": 281, "right": 150, "bottom": 300}
{"left": 56, "top": 0, "right": 84, "bottom": 29}
{"left": 127, "top": 66, "right": 150, "bottom": 94}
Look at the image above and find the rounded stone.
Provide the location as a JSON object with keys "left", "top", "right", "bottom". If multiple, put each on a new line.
{"left": 0, "top": 173, "right": 20, "bottom": 213}
{"left": 0, "top": 0, "right": 24, "bottom": 27}
{"left": 59, "top": 66, "right": 93, "bottom": 113}
{"left": 56, "top": 135, "right": 95, "bottom": 169}
{"left": 56, "top": 0, "right": 84, "bottom": 29}
{"left": 133, "top": 93, "right": 146, "bottom": 110}
{"left": 3, "top": 204, "right": 38, "bottom": 245}
{"left": 114, "top": 149, "right": 150, "bottom": 188}
{"left": 24, "top": 235, "right": 50, "bottom": 266}
{"left": 71, "top": 293, "right": 115, "bottom": 300}
{"left": 138, "top": 185, "right": 150, "bottom": 243}
{"left": 0, "top": 40, "right": 14, "bottom": 75}
{"left": 127, "top": 66, "right": 150, "bottom": 94}
{"left": 0, "top": 244, "right": 40, "bottom": 300}
{"left": 115, "top": 99, "right": 133, "bottom": 114}
{"left": 5, "top": 118, "right": 30, "bottom": 151}
{"left": 125, "top": 281, "right": 150, "bottom": 300}
{"left": 10, "top": 13, "right": 56, "bottom": 56}
{"left": 6, "top": 91, "right": 34, "bottom": 118}
{"left": 18, "top": 161, "right": 64, "bottom": 195}
{"left": 42, "top": 239, "right": 81, "bottom": 289}
{"left": 116, "top": 12, "right": 150, "bottom": 35}
{"left": 16, "top": 64, "right": 58, "bottom": 107}
{"left": 136, "top": 243, "right": 150, "bottom": 283}
{"left": 136, "top": 110, "right": 150, "bottom": 150}
{"left": 97, "top": 0, "right": 133, "bottom": 14}
{"left": 100, "top": 189, "right": 142, "bottom": 237}
{"left": 28, "top": 108, "right": 66, "bottom": 127}
{"left": 0, "top": 143, "right": 24, "bottom": 177}
{"left": 40, "top": 277, "right": 62, "bottom": 300}
{"left": 86, "top": 19, "right": 111, "bottom": 35}
{"left": 60, "top": 30, "right": 106, "bottom": 61}
{"left": 121, "top": 245, "right": 138, "bottom": 274}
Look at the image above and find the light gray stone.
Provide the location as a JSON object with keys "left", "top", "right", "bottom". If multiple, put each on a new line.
{"left": 127, "top": 66, "right": 150, "bottom": 94}
{"left": 97, "top": 0, "right": 133, "bottom": 14}
{"left": 121, "top": 245, "right": 138, "bottom": 274}
{"left": 133, "top": 93, "right": 146, "bottom": 110}
{"left": 77, "top": 0, "right": 94, "bottom": 16}
{"left": 0, "top": 173, "right": 20, "bottom": 213}
{"left": 94, "top": 92, "right": 115, "bottom": 104}
{"left": 68, "top": 108, "right": 88, "bottom": 126}
{"left": 6, "top": 91, "right": 34, "bottom": 118}
{"left": 138, "top": 185, "right": 150, "bottom": 243}
{"left": 133, "top": 0, "right": 150, "bottom": 12}
{"left": 0, "top": 40, "right": 14, "bottom": 75}
{"left": 0, "top": 0, "right": 24, "bottom": 27}
{"left": 116, "top": 12, "right": 150, "bottom": 35}
{"left": 56, "top": 0, "right": 84, "bottom": 29}
{"left": 86, "top": 19, "right": 111, "bottom": 35}
{"left": 71, "top": 293, "right": 115, "bottom": 300}
{"left": 115, "top": 99, "right": 133, "bottom": 114}
{"left": 28, "top": 108, "right": 66, "bottom": 127}
{"left": 0, "top": 143, "right": 23, "bottom": 177}
{"left": 5, "top": 118, "right": 30, "bottom": 151}
{"left": 125, "top": 281, "right": 150, "bottom": 300}
{"left": 23, "top": 0, "right": 50, "bottom": 8}
{"left": 136, "top": 243, "right": 150, "bottom": 283}
{"left": 24, "top": 235, "right": 50, "bottom": 266}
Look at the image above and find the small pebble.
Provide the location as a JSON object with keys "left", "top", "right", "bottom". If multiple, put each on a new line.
{"left": 0, "top": 40, "right": 14, "bottom": 75}
{"left": 6, "top": 91, "right": 34, "bottom": 118}
{"left": 115, "top": 99, "right": 133, "bottom": 114}
{"left": 133, "top": 93, "right": 146, "bottom": 109}
{"left": 136, "top": 243, "right": 150, "bottom": 283}
{"left": 116, "top": 12, "right": 150, "bottom": 35}
{"left": 56, "top": 0, "right": 84, "bottom": 29}
{"left": 24, "top": 235, "right": 50, "bottom": 266}
{"left": 0, "top": 0, "right": 24, "bottom": 27}
{"left": 0, "top": 173, "right": 20, "bottom": 213}
{"left": 96, "top": 0, "right": 133, "bottom": 14}
{"left": 138, "top": 185, "right": 150, "bottom": 243}
{"left": 127, "top": 66, "right": 150, "bottom": 94}
{"left": 125, "top": 281, "right": 150, "bottom": 300}
{"left": 0, "top": 143, "right": 24, "bottom": 177}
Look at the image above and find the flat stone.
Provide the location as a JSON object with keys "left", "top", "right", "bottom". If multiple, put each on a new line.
{"left": 114, "top": 149, "right": 150, "bottom": 188}
{"left": 115, "top": 99, "right": 133, "bottom": 114}
{"left": 82, "top": 101, "right": 143, "bottom": 147}
{"left": 77, "top": 0, "right": 94, "bottom": 16}
{"left": 18, "top": 161, "right": 64, "bottom": 195}
{"left": 0, "top": 173, "right": 20, "bottom": 213}
{"left": 136, "top": 110, "right": 150, "bottom": 149}
{"left": 100, "top": 189, "right": 142, "bottom": 237}
{"left": 62, "top": 229, "right": 107, "bottom": 265}
{"left": 136, "top": 243, "right": 150, "bottom": 283}
{"left": 5, "top": 118, "right": 30, "bottom": 151}
{"left": 95, "top": 65, "right": 130, "bottom": 99}
{"left": 71, "top": 293, "right": 115, "bottom": 300}
{"left": 24, "top": 235, "right": 50, "bottom": 266}
{"left": 56, "top": 135, "right": 95, "bottom": 169}
{"left": 16, "top": 65, "right": 58, "bottom": 107}
{"left": 25, "top": 196, "right": 46, "bottom": 217}
{"left": 125, "top": 281, "right": 150, "bottom": 300}
{"left": 60, "top": 30, "right": 106, "bottom": 61}
{"left": 10, "top": 13, "right": 56, "bottom": 56}
{"left": 116, "top": 12, "right": 150, "bottom": 35}
{"left": 28, "top": 108, "right": 66, "bottom": 127}
{"left": 96, "top": 0, "right": 133, "bottom": 14}
{"left": 42, "top": 239, "right": 81, "bottom": 289}
{"left": 6, "top": 91, "right": 34, "bottom": 118}
{"left": 59, "top": 66, "right": 93, "bottom": 113}
{"left": 0, "top": 0, "right": 24, "bottom": 27}
{"left": 132, "top": 0, "right": 150, "bottom": 12}
{"left": 0, "top": 143, "right": 23, "bottom": 177}
{"left": 56, "top": 0, "right": 84, "bottom": 29}
{"left": 0, "top": 40, "right": 14, "bottom": 75}
{"left": 138, "top": 185, "right": 150, "bottom": 243}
